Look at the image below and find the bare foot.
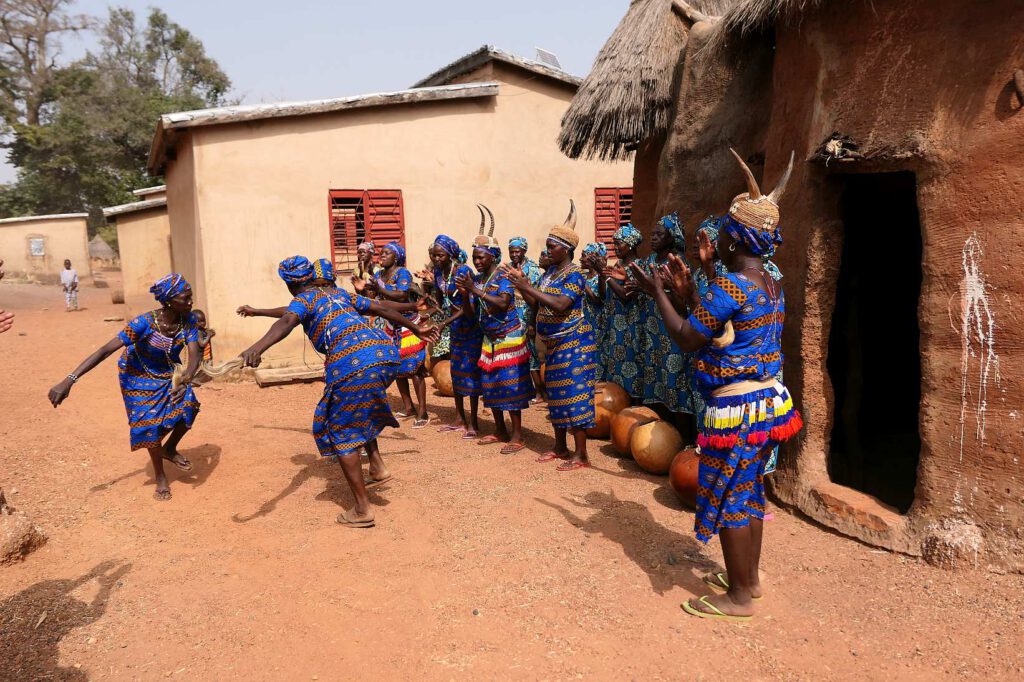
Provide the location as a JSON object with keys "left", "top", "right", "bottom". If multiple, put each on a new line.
{"left": 685, "top": 592, "right": 755, "bottom": 618}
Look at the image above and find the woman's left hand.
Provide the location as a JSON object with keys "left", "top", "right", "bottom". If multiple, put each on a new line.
{"left": 416, "top": 324, "right": 441, "bottom": 344}
{"left": 171, "top": 381, "right": 190, "bottom": 401}
{"left": 626, "top": 262, "right": 658, "bottom": 295}
{"left": 240, "top": 348, "right": 263, "bottom": 368}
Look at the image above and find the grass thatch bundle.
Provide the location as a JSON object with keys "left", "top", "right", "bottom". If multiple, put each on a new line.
{"left": 558, "top": 0, "right": 735, "bottom": 161}
{"left": 702, "top": 0, "right": 825, "bottom": 54}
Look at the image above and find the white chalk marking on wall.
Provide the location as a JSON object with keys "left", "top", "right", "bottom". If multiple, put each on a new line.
{"left": 958, "top": 233, "right": 1001, "bottom": 462}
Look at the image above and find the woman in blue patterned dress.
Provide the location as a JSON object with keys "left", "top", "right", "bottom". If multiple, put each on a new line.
{"left": 507, "top": 236, "right": 545, "bottom": 401}
{"left": 357, "top": 241, "right": 431, "bottom": 428}
{"left": 241, "top": 256, "right": 438, "bottom": 528}
{"left": 506, "top": 204, "right": 596, "bottom": 470}
{"left": 421, "top": 234, "right": 484, "bottom": 437}
{"left": 638, "top": 213, "right": 696, "bottom": 435}
{"left": 631, "top": 150, "right": 802, "bottom": 621}
{"left": 602, "top": 224, "right": 644, "bottom": 398}
{"left": 580, "top": 242, "right": 610, "bottom": 383}
{"left": 48, "top": 274, "right": 202, "bottom": 501}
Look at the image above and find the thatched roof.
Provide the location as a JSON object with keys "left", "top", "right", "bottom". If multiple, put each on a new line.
{"left": 702, "top": 0, "right": 825, "bottom": 53}
{"left": 89, "top": 235, "right": 118, "bottom": 259}
{"left": 558, "top": 0, "right": 737, "bottom": 161}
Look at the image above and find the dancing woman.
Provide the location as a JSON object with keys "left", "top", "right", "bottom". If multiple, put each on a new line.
{"left": 240, "top": 257, "right": 438, "bottom": 527}
{"left": 580, "top": 242, "right": 610, "bottom": 382}
{"left": 457, "top": 206, "right": 535, "bottom": 454}
{"left": 630, "top": 150, "right": 802, "bottom": 621}
{"left": 507, "top": 236, "right": 545, "bottom": 402}
{"left": 506, "top": 202, "right": 596, "bottom": 470}
{"left": 603, "top": 224, "right": 644, "bottom": 399}
{"left": 356, "top": 241, "right": 431, "bottom": 428}
{"left": 421, "top": 234, "right": 483, "bottom": 436}
{"left": 47, "top": 274, "right": 202, "bottom": 501}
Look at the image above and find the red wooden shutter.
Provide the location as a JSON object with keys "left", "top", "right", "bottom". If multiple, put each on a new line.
{"left": 594, "top": 188, "right": 634, "bottom": 249}
{"left": 329, "top": 190, "right": 365, "bottom": 274}
{"left": 365, "top": 190, "right": 405, "bottom": 247}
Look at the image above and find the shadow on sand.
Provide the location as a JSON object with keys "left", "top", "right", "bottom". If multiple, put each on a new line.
{"left": 89, "top": 443, "right": 222, "bottom": 494}
{"left": 0, "top": 560, "right": 132, "bottom": 681}
{"left": 536, "top": 490, "right": 715, "bottom": 596}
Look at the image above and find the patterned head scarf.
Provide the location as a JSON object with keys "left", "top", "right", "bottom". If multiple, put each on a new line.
{"left": 473, "top": 243, "right": 502, "bottom": 265}
{"left": 658, "top": 212, "right": 685, "bottom": 252}
{"left": 722, "top": 214, "right": 783, "bottom": 257}
{"left": 509, "top": 237, "right": 528, "bottom": 251}
{"left": 150, "top": 273, "right": 190, "bottom": 303}
{"left": 613, "top": 223, "right": 643, "bottom": 250}
{"left": 313, "top": 258, "right": 335, "bottom": 282}
{"left": 383, "top": 241, "right": 406, "bottom": 266}
{"left": 357, "top": 241, "right": 375, "bottom": 255}
{"left": 431, "top": 234, "right": 462, "bottom": 261}
{"left": 456, "top": 249, "right": 468, "bottom": 264}
{"left": 582, "top": 242, "right": 607, "bottom": 258}
{"left": 278, "top": 256, "right": 315, "bottom": 284}
{"left": 697, "top": 215, "right": 722, "bottom": 243}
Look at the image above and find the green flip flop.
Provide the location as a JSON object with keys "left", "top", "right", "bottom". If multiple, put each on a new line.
{"left": 681, "top": 596, "right": 752, "bottom": 622}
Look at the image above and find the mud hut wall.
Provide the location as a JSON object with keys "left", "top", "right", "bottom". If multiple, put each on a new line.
{"left": 629, "top": 135, "right": 666, "bottom": 257}
{"left": 115, "top": 207, "right": 173, "bottom": 319}
{"left": 0, "top": 216, "right": 91, "bottom": 283}
{"left": 759, "top": 0, "right": 1024, "bottom": 566}
{"left": 654, "top": 29, "right": 775, "bottom": 259}
{"left": 164, "top": 132, "right": 207, "bottom": 315}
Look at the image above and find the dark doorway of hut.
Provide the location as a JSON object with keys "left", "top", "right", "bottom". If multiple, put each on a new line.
{"left": 826, "top": 171, "right": 921, "bottom": 513}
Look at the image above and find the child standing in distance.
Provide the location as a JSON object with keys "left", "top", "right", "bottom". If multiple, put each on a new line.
{"left": 61, "top": 259, "right": 79, "bottom": 312}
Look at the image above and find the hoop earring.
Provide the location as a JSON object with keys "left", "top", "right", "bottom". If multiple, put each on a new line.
{"left": 729, "top": 242, "right": 738, "bottom": 252}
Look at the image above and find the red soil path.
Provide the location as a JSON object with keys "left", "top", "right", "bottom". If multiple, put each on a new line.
{"left": 2, "top": 281, "right": 1022, "bottom": 680}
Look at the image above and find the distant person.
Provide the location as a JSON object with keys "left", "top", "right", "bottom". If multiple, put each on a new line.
{"left": 60, "top": 259, "right": 79, "bottom": 312}
{"left": 0, "top": 259, "right": 11, "bottom": 333}
{"left": 48, "top": 274, "right": 203, "bottom": 501}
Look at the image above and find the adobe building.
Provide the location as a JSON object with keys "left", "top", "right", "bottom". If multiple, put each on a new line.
{"left": 146, "top": 46, "right": 633, "bottom": 365}
{"left": 562, "top": 0, "right": 1024, "bottom": 570}
{"left": 103, "top": 187, "right": 171, "bottom": 318}
{"left": 0, "top": 213, "right": 90, "bottom": 283}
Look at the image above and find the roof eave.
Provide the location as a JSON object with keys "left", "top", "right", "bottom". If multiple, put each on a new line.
{"left": 413, "top": 46, "right": 582, "bottom": 89}
{"left": 102, "top": 197, "right": 168, "bottom": 219}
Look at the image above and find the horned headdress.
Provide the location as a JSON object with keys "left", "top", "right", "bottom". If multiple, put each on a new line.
{"left": 548, "top": 200, "right": 579, "bottom": 250}
{"left": 473, "top": 204, "right": 501, "bottom": 261}
{"left": 723, "top": 149, "right": 795, "bottom": 256}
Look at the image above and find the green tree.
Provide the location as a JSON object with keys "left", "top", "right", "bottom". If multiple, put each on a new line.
{"left": 0, "top": 4, "right": 231, "bottom": 232}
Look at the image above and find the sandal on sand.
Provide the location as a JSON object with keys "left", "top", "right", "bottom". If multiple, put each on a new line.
{"left": 411, "top": 418, "right": 431, "bottom": 429}
{"left": 681, "top": 596, "right": 752, "bottom": 622}
{"left": 363, "top": 474, "right": 393, "bottom": 489}
{"left": 536, "top": 452, "right": 566, "bottom": 463}
{"left": 461, "top": 430, "right": 479, "bottom": 440}
{"left": 438, "top": 424, "right": 464, "bottom": 433}
{"left": 162, "top": 452, "right": 193, "bottom": 472}
{"left": 703, "top": 572, "right": 763, "bottom": 600}
{"left": 153, "top": 489, "right": 171, "bottom": 501}
{"left": 394, "top": 411, "right": 412, "bottom": 419}
{"left": 500, "top": 442, "right": 527, "bottom": 455}
{"left": 556, "top": 460, "right": 590, "bottom": 472}
{"left": 477, "top": 435, "right": 504, "bottom": 445}
{"left": 336, "top": 510, "right": 375, "bottom": 528}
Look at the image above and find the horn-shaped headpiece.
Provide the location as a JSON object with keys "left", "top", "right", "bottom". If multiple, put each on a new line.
{"left": 726, "top": 149, "right": 795, "bottom": 233}
{"left": 473, "top": 204, "right": 499, "bottom": 249}
{"left": 548, "top": 199, "right": 580, "bottom": 250}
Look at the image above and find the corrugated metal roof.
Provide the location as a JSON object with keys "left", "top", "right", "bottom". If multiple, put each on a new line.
{"left": 413, "top": 45, "right": 582, "bottom": 88}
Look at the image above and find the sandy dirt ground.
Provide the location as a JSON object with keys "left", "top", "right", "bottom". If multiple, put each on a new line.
{"left": 1, "top": 281, "right": 1023, "bottom": 681}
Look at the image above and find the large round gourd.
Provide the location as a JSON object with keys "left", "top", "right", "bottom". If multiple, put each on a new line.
{"left": 431, "top": 359, "right": 454, "bottom": 397}
{"left": 585, "top": 406, "right": 613, "bottom": 439}
{"left": 631, "top": 421, "right": 684, "bottom": 475}
{"left": 610, "top": 407, "right": 660, "bottom": 456}
{"left": 596, "top": 382, "right": 631, "bottom": 415}
{"left": 669, "top": 447, "right": 700, "bottom": 508}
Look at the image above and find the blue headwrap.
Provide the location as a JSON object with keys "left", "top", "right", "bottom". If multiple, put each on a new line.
{"left": 613, "top": 223, "right": 643, "bottom": 249}
{"left": 150, "top": 273, "right": 190, "bottom": 303}
{"left": 509, "top": 237, "right": 528, "bottom": 251}
{"left": 473, "top": 243, "right": 502, "bottom": 265}
{"left": 721, "top": 214, "right": 783, "bottom": 257}
{"left": 278, "top": 256, "right": 315, "bottom": 284}
{"left": 456, "top": 249, "right": 468, "bottom": 264}
{"left": 582, "top": 242, "right": 607, "bottom": 258}
{"left": 383, "top": 241, "right": 406, "bottom": 266}
{"left": 697, "top": 215, "right": 722, "bottom": 243}
{"left": 431, "top": 234, "right": 462, "bottom": 261}
{"left": 313, "top": 258, "right": 335, "bottom": 282}
{"left": 659, "top": 212, "right": 685, "bottom": 251}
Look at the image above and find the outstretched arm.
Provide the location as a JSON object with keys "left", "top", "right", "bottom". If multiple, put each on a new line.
{"left": 237, "top": 305, "right": 289, "bottom": 319}
{"left": 48, "top": 336, "right": 125, "bottom": 406}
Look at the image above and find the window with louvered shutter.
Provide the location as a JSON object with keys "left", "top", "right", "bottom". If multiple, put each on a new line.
{"left": 594, "top": 188, "right": 633, "bottom": 251}
{"left": 329, "top": 190, "right": 406, "bottom": 274}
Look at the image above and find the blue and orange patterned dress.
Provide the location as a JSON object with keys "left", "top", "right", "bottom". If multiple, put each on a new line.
{"left": 536, "top": 265, "right": 597, "bottom": 430}
{"left": 286, "top": 287, "right": 401, "bottom": 457}
{"left": 512, "top": 258, "right": 543, "bottom": 371}
{"left": 436, "top": 263, "right": 483, "bottom": 397}
{"left": 376, "top": 266, "right": 427, "bottom": 378}
{"left": 117, "top": 312, "right": 200, "bottom": 450}
{"left": 474, "top": 270, "right": 535, "bottom": 410}
{"left": 584, "top": 274, "right": 611, "bottom": 383}
{"left": 638, "top": 253, "right": 695, "bottom": 414}
{"left": 687, "top": 271, "right": 802, "bottom": 542}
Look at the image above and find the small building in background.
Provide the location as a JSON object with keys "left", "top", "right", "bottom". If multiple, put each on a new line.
{"left": 0, "top": 213, "right": 91, "bottom": 283}
{"left": 146, "top": 46, "right": 633, "bottom": 365}
{"left": 103, "top": 191, "right": 171, "bottom": 318}
{"left": 89, "top": 235, "right": 120, "bottom": 270}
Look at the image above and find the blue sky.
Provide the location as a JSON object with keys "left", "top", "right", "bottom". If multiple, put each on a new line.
{"left": 1, "top": 0, "right": 626, "bottom": 182}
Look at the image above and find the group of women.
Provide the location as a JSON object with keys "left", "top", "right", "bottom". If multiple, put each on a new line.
{"left": 45, "top": 147, "right": 802, "bottom": 622}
